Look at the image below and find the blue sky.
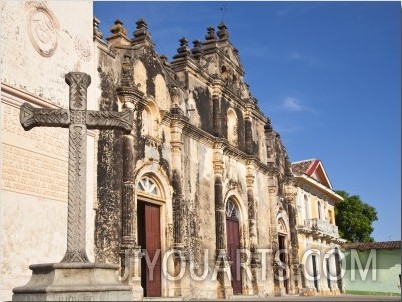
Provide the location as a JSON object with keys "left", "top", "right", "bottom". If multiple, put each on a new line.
{"left": 94, "top": 1, "right": 401, "bottom": 242}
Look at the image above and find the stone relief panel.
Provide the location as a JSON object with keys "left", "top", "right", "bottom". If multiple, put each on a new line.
{"left": 1, "top": 103, "right": 68, "bottom": 202}
{"left": 25, "top": 1, "right": 59, "bottom": 57}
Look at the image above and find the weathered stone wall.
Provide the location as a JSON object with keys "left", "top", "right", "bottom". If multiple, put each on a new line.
{"left": 92, "top": 17, "right": 299, "bottom": 299}
{"left": 1, "top": 2, "right": 95, "bottom": 301}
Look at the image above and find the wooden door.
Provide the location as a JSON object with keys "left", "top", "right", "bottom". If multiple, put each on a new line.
{"left": 226, "top": 217, "right": 242, "bottom": 294}
{"left": 138, "top": 202, "right": 161, "bottom": 297}
{"left": 278, "top": 235, "right": 289, "bottom": 294}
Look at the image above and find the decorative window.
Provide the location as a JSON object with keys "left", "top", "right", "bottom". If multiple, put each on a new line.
{"left": 278, "top": 219, "right": 287, "bottom": 234}
{"left": 227, "top": 108, "right": 238, "bottom": 146}
{"left": 226, "top": 199, "right": 239, "bottom": 219}
{"left": 137, "top": 176, "right": 160, "bottom": 197}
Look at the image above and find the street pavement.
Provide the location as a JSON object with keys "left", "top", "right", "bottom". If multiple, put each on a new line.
{"left": 144, "top": 294, "right": 401, "bottom": 302}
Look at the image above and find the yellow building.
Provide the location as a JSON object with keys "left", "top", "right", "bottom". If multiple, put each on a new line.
{"left": 292, "top": 159, "right": 346, "bottom": 295}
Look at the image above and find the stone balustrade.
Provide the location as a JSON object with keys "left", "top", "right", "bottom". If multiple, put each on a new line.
{"left": 300, "top": 218, "right": 340, "bottom": 239}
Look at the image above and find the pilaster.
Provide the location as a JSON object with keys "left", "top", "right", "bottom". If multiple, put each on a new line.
{"left": 268, "top": 178, "right": 281, "bottom": 296}
{"left": 285, "top": 185, "right": 300, "bottom": 295}
{"left": 170, "top": 105, "right": 189, "bottom": 297}
{"left": 213, "top": 142, "right": 232, "bottom": 299}
{"left": 244, "top": 104, "right": 254, "bottom": 155}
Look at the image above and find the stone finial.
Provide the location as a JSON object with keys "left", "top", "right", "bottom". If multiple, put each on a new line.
{"left": 131, "top": 18, "right": 154, "bottom": 47}
{"left": 217, "top": 22, "right": 229, "bottom": 40}
{"left": 133, "top": 18, "right": 150, "bottom": 38}
{"left": 110, "top": 19, "right": 127, "bottom": 36}
{"left": 173, "top": 37, "right": 191, "bottom": 59}
{"left": 284, "top": 154, "right": 293, "bottom": 178}
{"left": 93, "top": 17, "right": 103, "bottom": 40}
{"left": 191, "top": 40, "right": 203, "bottom": 59}
{"left": 106, "top": 19, "right": 130, "bottom": 46}
{"left": 205, "top": 26, "right": 217, "bottom": 41}
{"left": 264, "top": 118, "right": 273, "bottom": 132}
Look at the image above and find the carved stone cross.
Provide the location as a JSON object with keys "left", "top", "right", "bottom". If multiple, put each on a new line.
{"left": 20, "top": 72, "right": 133, "bottom": 263}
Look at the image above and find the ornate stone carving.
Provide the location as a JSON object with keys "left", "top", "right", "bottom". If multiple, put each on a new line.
{"left": 20, "top": 72, "right": 133, "bottom": 263}
{"left": 121, "top": 55, "right": 134, "bottom": 86}
{"left": 170, "top": 85, "right": 182, "bottom": 106}
{"left": 25, "top": 1, "right": 59, "bottom": 57}
{"left": 20, "top": 103, "right": 69, "bottom": 130}
{"left": 87, "top": 110, "right": 133, "bottom": 132}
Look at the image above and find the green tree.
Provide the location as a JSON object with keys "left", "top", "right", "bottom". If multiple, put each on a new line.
{"left": 334, "top": 190, "right": 378, "bottom": 242}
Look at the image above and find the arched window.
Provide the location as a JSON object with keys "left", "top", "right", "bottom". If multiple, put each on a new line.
{"left": 278, "top": 219, "right": 288, "bottom": 234}
{"left": 137, "top": 176, "right": 160, "bottom": 197}
{"left": 304, "top": 194, "right": 310, "bottom": 219}
{"left": 141, "top": 100, "right": 160, "bottom": 138}
{"left": 226, "top": 199, "right": 239, "bottom": 220}
{"left": 227, "top": 108, "right": 238, "bottom": 146}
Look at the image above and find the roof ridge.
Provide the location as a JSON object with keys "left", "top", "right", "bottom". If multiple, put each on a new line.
{"left": 291, "top": 158, "right": 317, "bottom": 165}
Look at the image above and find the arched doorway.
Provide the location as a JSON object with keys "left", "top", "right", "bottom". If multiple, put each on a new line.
{"left": 277, "top": 218, "right": 289, "bottom": 294}
{"left": 226, "top": 199, "right": 242, "bottom": 294}
{"left": 136, "top": 175, "right": 164, "bottom": 297}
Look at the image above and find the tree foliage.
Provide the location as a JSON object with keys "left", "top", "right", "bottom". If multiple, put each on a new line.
{"left": 334, "top": 190, "right": 378, "bottom": 243}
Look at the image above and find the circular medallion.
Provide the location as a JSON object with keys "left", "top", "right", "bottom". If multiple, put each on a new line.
{"left": 27, "top": 4, "right": 58, "bottom": 57}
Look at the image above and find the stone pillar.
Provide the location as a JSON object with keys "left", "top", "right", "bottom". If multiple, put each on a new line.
{"left": 116, "top": 57, "right": 147, "bottom": 299}
{"left": 246, "top": 164, "right": 261, "bottom": 295}
{"left": 244, "top": 105, "right": 253, "bottom": 155}
{"left": 286, "top": 186, "right": 300, "bottom": 295}
{"left": 212, "top": 81, "right": 223, "bottom": 138}
{"left": 213, "top": 142, "right": 233, "bottom": 299}
{"left": 170, "top": 111, "right": 189, "bottom": 297}
{"left": 268, "top": 178, "right": 281, "bottom": 296}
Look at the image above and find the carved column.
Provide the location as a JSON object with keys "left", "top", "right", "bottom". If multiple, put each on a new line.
{"left": 245, "top": 163, "right": 260, "bottom": 295}
{"left": 212, "top": 81, "right": 223, "bottom": 137}
{"left": 285, "top": 185, "right": 300, "bottom": 295}
{"left": 214, "top": 142, "right": 232, "bottom": 299}
{"left": 244, "top": 105, "right": 253, "bottom": 155}
{"left": 170, "top": 106, "right": 189, "bottom": 297}
{"left": 268, "top": 177, "right": 281, "bottom": 296}
{"left": 116, "top": 56, "right": 146, "bottom": 298}
{"left": 170, "top": 118, "right": 185, "bottom": 249}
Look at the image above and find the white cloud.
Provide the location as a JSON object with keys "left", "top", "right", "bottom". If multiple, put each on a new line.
{"left": 287, "top": 51, "right": 322, "bottom": 65}
{"left": 283, "top": 97, "right": 303, "bottom": 111}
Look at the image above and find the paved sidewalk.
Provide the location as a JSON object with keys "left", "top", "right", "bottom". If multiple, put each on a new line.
{"left": 143, "top": 294, "right": 401, "bottom": 301}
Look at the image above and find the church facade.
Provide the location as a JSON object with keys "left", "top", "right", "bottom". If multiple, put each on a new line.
{"left": 1, "top": 2, "right": 344, "bottom": 300}
{"left": 93, "top": 17, "right": 301, "bottom": 299}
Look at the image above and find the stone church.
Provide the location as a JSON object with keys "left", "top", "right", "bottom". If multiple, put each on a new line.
{"left": 1, "top": 2, "right": 344, "bottom": 300}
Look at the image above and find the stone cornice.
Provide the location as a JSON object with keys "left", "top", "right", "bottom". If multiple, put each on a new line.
{"left": 162, "top": 112, "right": 276, "bottom": 175}
{"left": 96, "top": 39, "right": 116, "bottom": 59}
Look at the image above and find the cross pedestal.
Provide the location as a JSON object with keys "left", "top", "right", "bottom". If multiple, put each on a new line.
{"left": 12, "top": 72, "right": 134, "bottom": 301}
